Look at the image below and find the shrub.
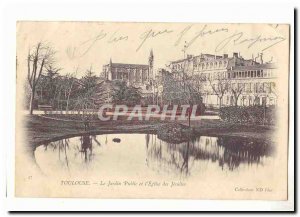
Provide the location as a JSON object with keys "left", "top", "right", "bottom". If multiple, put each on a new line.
{"left": 220, "top": 106, "right": 277, "bottom": 125}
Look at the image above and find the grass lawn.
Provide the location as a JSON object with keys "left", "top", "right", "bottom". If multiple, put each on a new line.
{"left": 22, "top": 114, "right": 276, "bottom": 149}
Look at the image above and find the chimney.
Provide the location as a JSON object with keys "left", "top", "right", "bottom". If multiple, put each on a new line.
{"left": 254, "top": 53, "right": 259, "bottom": 62}
{"left": 268, "top": 56, "right": 273, "bottom": 63}
{"left": 223, "top": 54, "right": 228, "bottom": 59}
{"left": 259, "top": 53, "right": 263, "bottom": 64}
{"left": 233, "top": 52, "right": 238, "bottom": 66}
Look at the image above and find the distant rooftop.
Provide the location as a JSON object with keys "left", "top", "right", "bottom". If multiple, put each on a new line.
{"left": 170, "top": 53, "right": 261, "bottom": 64}
{"left": 105, "top": 62, "right": 149, "bottom": 69}
{"left": 232, "top": 63, "right": 277, "bottom": 71}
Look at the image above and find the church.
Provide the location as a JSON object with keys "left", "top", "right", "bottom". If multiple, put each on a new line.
{"left": 94, "top": 50, "right": 154, "bottom": 105}
{"left": 102, "top": 50, "right": 154, "bottom": 87}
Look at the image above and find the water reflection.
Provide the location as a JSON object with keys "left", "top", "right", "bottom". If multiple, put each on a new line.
{"left": 40, "top": 135, "right": 102, "bottom": 165}
{"left": 34, "top": 134, "right": 274, "bottom": 178}
{"left": 145, "top": 135, "right": 274, "bottom": 176}
{"left": 45, "top": 138, "right": 71, "bottom": 171}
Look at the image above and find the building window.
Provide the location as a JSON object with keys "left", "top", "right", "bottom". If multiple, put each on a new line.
{"left": 263, "top": 70, "right": 267, "bottom": 77}
{"left": 193, "top": 59, "right": 197, "bottom": 66}
{"left": 254, "top": 96, "right": 260, "bottom": 105}
{"left": 263, "top": 82, "right": 268, "bottom": 93}
{"left": 117, "top": 72, "right": 122, "bottom": 79}
{"left": 270, "top": 82, "right": 276, "bottom": 93}
{"left": 124, "top": 72, "right": 129, "bottom": 80}
{"left": 112, "top": 72, "right": 116, "bottom": 79}
{"left": 245, "top": 83, "right": 250, "bottom": 92}
{"left": 241, "top": 97, "right": 246, "bottom": 106}
{"left": 249, "top": 96, "right": 252, "bottom": 106}
{"left": 256, "top": 82, "right": 261, "bottom": 93}
{"left": 238, "top": 83, "right": 243, "bottom": 90}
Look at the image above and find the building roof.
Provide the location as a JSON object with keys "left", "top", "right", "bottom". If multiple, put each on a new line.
{"left": 105, "top": 62, "right": 149, "bottom": 69}
{"left": 170, "top": 53, "right": 230, "bottom": 64}
{"left": 170, "top": 55, "right": 194, "bottom": 64}
{"left": 201, "top": 54, "right": 223, "bottom": 58}
{"left": 231, "top": 63, "right": 277, "bottom": 71}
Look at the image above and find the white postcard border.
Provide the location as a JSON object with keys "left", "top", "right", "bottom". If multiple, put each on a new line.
{"left": 1, "top": 0, "right": 295, "bottom": 211}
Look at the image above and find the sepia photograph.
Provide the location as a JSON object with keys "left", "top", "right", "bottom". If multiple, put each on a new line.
{"left": 14, "top": 21, "right": 291, "bottom": 201}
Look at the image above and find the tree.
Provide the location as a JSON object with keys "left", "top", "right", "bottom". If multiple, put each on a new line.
{"left": 160, "top": 66, "right": 205, "bottom": 107}
{"left": 62, "top": 69, "right": 78, "bottom": 112}
{"left": 45, "top": 65, "right": 62, "bottom": 100}
{"left": 74, "top": 66, "right": 98, "bottom": 114}
{"left": 250, "top": 82, "right": 264, "bottom": 106}
{"left": 124, "top": 86, "right": 142, "bottom": 106}
{"left": 208, "top": 74, "right": 230, "bottom": 109}
{"left": 36, "top": 65, "right": 61, "bottom": 105}
{"left": 112, "top": 80, "right": 141, "bottom": 106}
{"left": 185, "top": 73, "right": 205, "bottom": 104}
{"left": 80, "top": 66, "right": 98, "bottom": 96}
{"left": 27, "top": 42, "right": 55, "bottom": 114}
{"left": 230, "top": 82, "right": 245, "bottom": 106}
{"left": 161, "top": 72, "right": 181, "bottom": 104}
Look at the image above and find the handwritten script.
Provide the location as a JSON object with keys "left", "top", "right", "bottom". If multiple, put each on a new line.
{"left": 66, "top": 29, "right": 128, "bottom": 59}
{"left": 136, "top": 28, "right": 173, "bottom": 52}
{"left": 215, "top": 31, "right": 286, "bottom": 52}
{"left": 65, "top": 24, "right": 286, "bottom": 59}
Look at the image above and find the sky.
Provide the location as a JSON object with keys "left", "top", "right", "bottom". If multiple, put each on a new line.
{"left": 16, "top": 22, "right": 289, "bottom": 78}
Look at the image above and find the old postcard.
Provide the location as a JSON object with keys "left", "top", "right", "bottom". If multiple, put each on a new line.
{"left": 15, "top": 22, "right": 290, "bottom": 200}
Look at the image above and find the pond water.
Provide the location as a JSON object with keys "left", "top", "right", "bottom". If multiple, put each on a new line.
{"left": 34, "top": 134, "right": 275, "bottom": 180}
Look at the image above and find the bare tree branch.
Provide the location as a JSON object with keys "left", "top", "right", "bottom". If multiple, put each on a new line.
{"left": 208, "top": 73, "right": 230, "bottom": 108}
{"left": 27, "top": 42, "right": 57, "bottom": 114}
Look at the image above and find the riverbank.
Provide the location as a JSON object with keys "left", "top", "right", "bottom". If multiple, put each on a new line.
{"left": 23, "top": 115, "right": 276, "bottom": 150}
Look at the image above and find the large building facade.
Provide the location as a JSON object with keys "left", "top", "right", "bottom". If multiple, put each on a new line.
{"left": 168, "top": 52, "right": 278, "bottom": 107}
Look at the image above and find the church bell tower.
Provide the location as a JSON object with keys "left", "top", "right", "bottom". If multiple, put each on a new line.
{"left": 148, "top": 49, "right": 154, "bottom": 81}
